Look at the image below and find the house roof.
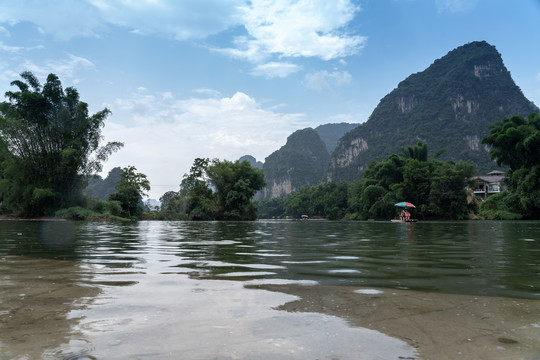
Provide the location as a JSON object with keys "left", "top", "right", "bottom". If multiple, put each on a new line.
{"left": 474, "top": 175, "right": 504, "bottom": 183}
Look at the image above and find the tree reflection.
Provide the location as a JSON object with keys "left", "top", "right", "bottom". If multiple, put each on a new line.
{"left": 0, "top": 255, "right": 101, "bottom": 359}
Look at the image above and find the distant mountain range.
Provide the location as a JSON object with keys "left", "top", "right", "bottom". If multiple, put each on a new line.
{"left": 245, "top": 41, "right": 538, "bottom": 199}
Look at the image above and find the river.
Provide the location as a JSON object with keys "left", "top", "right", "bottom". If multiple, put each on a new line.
{"left": 1, "top": 220, "right": 539, "bottom": 359}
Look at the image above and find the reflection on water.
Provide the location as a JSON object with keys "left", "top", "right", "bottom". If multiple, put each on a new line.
{"left": 155, "top": 220, "right": 539, "bottom": 299}
{"left": 0, "top": 220, "right": 539, "bottom": 359}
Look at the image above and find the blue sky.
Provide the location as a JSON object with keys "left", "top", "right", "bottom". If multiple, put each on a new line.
{"left": 1, "top": 0, "right": 539, "bottom": 199}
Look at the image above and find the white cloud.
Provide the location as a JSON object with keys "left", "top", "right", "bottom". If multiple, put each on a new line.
{"left": 90, "top": 0, "right": 245, "bottom": 40}
{"left": 0, "top": 1, "right": 365, "bottom": 79}
{"left": 194, "top": 88, "right": 222, "bottom": 97}
{"left": 0, "top": 26, "right": 10, "bottom": 37}
{"left": 0, "top": 41, "right": 22, "bottom": 53}
{"left": 22, "top": 54, "right": 94, "bottom": 80}
{"left": 101, "top": 90, "right": 308, "bottom": 199}
{"left": 220, "top": 0, "right": 366, "bottom": 62}
{"left": 251, "top": 62, "right": 301, "bottom": 78}
{"left": 0, "top": 0, "right": 245, "bottom": 41}
{"left": 304, "top": 70, "right": 352, "bottom": 91}
{"left": 0, "top": 1, "right": 104, "bottom": 41}
{"left": 435, "top": 0, "right": 478, "bottom": 13}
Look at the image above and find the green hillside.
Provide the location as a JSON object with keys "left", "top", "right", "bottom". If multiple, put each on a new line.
{"left": 326, "top": 41, "right": 539, "bottom": 182}
{"left": 262, "top": 128, "right": 329, "bottom": 199}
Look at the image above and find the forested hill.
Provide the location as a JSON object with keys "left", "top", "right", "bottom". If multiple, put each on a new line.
{"left": 240, "top": 123, "right": 357, "bottom": 199}
{"left": 261, "top": 128, "right": 329, "bottom": 199}
{"left": 84, "top": 167, "right": 122, "bottom": 200}
{"left": 238, "top": 155, "right": 263, "bottom": 169}
{"left": 325, "top": 41, "right": 539, "bottom": 182}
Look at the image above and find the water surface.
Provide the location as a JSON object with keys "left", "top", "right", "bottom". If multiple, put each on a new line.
{"left": 1, "top": 220, "right": 539, "bottom": 359}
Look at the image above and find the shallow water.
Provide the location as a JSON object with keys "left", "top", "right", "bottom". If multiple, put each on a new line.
{"left": 1, "top": 220, "right": 539, "bottom": 359}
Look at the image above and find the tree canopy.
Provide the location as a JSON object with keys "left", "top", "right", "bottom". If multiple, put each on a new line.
{"left": 260, "top": 141, "right": 476, "bottom": 220}
{"left": 160, "top": 158, "right": 265, "bottom": 220}
{"left": 0, "top": 72, "right": 122, "bottom": 216}
{"left": 109, "top": 166, "right": 150, "bottom": 218}
{"left": 482, "top": 112, "right": 540, "bottom": 218}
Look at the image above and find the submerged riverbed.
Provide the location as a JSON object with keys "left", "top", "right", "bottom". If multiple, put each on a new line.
{"left": 1, "top": 220, "right": 539, "bottom": 359}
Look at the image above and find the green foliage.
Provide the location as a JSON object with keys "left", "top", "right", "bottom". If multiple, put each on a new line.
{"left": 0, "top": 72, "right": 122, "bottom": 216}
{"left": 326, "top": 41, "right": 538, "bottom": 182}
{"left": 400, "top": 141, "right": 428, "bottom": 161}
{"left": 283, "top": 182, "right": 349, "bottom": 220}
{"left": 263, "top": 128, "right": 329, "bottom": 198}
{"left": 482, "top": 113, "right": 540, "bottom": 218}
{"left": 207, "top": 159, "right": 266, "bottom": 220}
{"left": 482, "top": 113, "right": 540, "bottom": 170}
{"left": 428, "top": 160, "right": 475, "bottom": 219}
{"left": 109, "top": 166, "right": 150, "bottom": 218}
{"left": 160, "top": 158, "right": 265, "bottom": 220}
{"left": 350, "top": 143, "right": 475, "bottom": 219}
{"left": 86, "top": 198, "right": 123, "bottom": 217}
{"left": 267, "top": 141, "right": 475, "bottom": 220}
{"left": 257, "top": 197, "right": 285, "bottom": 218}
{"left": 105, "top": 200, "right": 123, "bottom": 217}
{"left": 478, "top": 192, "right": 523, "bottom": 220}
{"left": 159, "top": 191, "right": 188, "bottom": 220}
{"left": 55, "top": 206, "right": 97, "bottom": 220}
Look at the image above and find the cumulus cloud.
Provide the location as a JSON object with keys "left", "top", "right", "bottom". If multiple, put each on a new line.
{"left": 251, "top": 62, "right": 301, "bottom": 78}
{"left": 101, "top": 90, "right": 308, "bottom": 199}
{"left": 304, "top": 70, "right": 352, "bottom": 91}
{"left": 0, "top": 0, "right": 365, "bottom": 79}
{"left": 220, "top": 0, "right": 366, "bottom": 62}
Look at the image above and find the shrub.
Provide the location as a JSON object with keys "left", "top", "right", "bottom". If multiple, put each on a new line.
{"left": 104, "top": 200, "right": 123, "bottom": 217}
{"left": 56, "top": 206, "right": 96, "bottom": 220}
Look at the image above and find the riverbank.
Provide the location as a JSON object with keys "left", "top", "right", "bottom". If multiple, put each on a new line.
{"left": 0, "top": 216, "right": 67, "bottom": 221}
{"left": 257, "top": 284, "right": 540, "bottom": 360}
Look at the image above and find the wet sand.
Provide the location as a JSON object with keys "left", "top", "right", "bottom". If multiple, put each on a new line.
{"left": 256, "top": 284, "right": 540, "bottom": 360}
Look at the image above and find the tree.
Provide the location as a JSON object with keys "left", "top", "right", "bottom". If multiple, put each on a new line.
{"left": 0, "top": 72, "right": 122, "bottom": 216}
{"left": 428, "top": 160, "right": 475, "bottom": 219}
{"left": 257, "top": 197, "right": 285, "bottom": 219}
{"left": 171, "top": 158, "right": 265, "bottom": 220}
{"left": 398, "top": 159, "right": 432, "bottom": 217}
{"left": 349, "top": 142, "right": 474, "bottom": 220}
{"left": 400, "top": 141, "right": 428, "bottom": 162}
{"left": 482, "top": 112, "right": 540, "bottom": 218}
{"left": 159, "top": 190, "right": 186, "bottom": 220}
{"left": 110, "top": 166, "right": 150, "bottom": 218}
{"left": 179, "top": 158, "right": 217, "bottom": 220}
{"left": 482, "top": 113, "right": 540, "bottom": 170}
{"left": 206, "top": 159, "right": 266, "bottom": 220}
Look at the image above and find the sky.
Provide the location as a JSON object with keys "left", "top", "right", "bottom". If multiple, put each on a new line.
{"left": 0, "top": 0, "right": 539, "bottom": 200}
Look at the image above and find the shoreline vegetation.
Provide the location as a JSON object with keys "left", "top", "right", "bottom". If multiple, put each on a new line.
{"left": 1, "top": 72, "right": 539, "bottom": 222}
